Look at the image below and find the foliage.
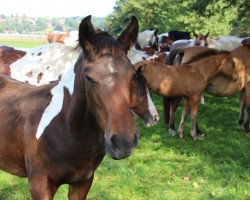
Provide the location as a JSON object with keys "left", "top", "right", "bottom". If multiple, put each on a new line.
{"left": 106, "top": 0, "right": 248, "bottom": 37}
{"left": 0, "top": 15, "right": 105, "bottom": 34}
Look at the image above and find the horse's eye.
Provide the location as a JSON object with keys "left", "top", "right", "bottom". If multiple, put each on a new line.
{"left": 85, "top": 75, "right": 96, "bottom": 84}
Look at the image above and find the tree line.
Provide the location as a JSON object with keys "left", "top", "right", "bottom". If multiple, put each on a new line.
{"left": 105, "top": 0, "right": 250, "bottom": 37}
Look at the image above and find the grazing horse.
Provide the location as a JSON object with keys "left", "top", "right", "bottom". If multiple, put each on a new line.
{"left": 164, "top": 46, "right": 249, "bottom": 136}
{"left": 136, "top": 30, "right": 159, "bottom": 50}
{"left": 170, "top": 31, "right": 209, "bottom": 51}
{"left": 135, "top": 50, "right": 239, "bottom": 140}
{"left": 0, "top": 46, "right": 26, "bottom": 76}
{"left": 242, "top": 37, "right": 250, "bottom": 46}
{"left": 0, "top": 15, "right": 159, "bottom": 199}
{"left": 168, "top": 30, "right": 190, "bottom": 41}
{"left": 46, "top": 31, "right": 70, "bottom": 44}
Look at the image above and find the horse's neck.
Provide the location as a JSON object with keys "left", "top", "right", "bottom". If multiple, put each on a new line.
{"left": 192, "top": 56, "right": 224, "bottom": 81}
{"left": 67, "top": 71, "right": 103, "bottom": 147}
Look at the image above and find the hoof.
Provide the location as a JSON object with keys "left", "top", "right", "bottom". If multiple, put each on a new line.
{"left": 168, "top": 128, "right": 176, "bottom": 137}
{"left": 192, "top": 134, "right": 204, "bottom": 141}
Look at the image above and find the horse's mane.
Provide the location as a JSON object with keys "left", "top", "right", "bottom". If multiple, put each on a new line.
{"left": 77, "top": 29, "right": 123, "bottom": 57}
{"left": 132, "top": 71, "right": 147, "bottom": 98}
{"left": 184, "top": 49, "right": 230, "bottom": 64}
{"left": 165, "top": 49, "right": 184, "bottom": 65}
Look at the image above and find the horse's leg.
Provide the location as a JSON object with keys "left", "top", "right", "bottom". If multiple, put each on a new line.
{"left": 163, "top": 97, "right": 171, "bottom": 128}
{"left": 189, "top": 96, "right": 203, "bottom": 141}
{"left": 168, "top": 97, "right": 181, "bottom": 136}
{"left": 200, "top": 92, "right": 205, "bottom": 105}
{"left": 239, "top": 91, "right": 246, "bottom": 125}
{"left": 68, "top": 175, "right": 94, "bottom": 200}
{"left": 178, "top": 99, "right": 189, "bottom": 138}
{"left": 243, "top": 106, "right": 250, "bottom": 133}
{"left": 28, "top": 175, "right": 58, "bottom": 200}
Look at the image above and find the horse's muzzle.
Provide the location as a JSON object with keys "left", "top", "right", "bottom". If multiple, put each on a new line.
{"left": 144, "top": 112, "right": 159, "bottom": 127}
{"left": 105, "top": 133, "right": 138, "bottom": 160}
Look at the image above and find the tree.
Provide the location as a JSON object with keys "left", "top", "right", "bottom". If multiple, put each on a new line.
{"left": 106, "top": 0, "right": 247, "bottom": 37}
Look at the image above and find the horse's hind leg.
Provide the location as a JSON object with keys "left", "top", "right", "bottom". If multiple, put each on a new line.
{"left": 189, "top": 96, "right": 203, "bottom": 141}
{"left": 178, "top": 99, "right": 189, "bottom": 138}
{"left": 169, "top": 97, "right": 181, "bottom": 136}
{"left": 68, "top": 175, "right": 94, "bottom": 200}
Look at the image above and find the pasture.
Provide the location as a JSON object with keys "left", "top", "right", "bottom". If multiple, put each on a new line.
{"left": 0, "top": 40, "right": 249, "bottom": 200}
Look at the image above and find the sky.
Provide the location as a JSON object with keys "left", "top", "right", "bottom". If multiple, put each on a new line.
{"left": 0, "top": 0, "right": 116, "bottom": 18}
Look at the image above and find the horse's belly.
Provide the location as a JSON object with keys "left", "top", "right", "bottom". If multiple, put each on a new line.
{"left": 206, "top": 76, "right": 241, "bottom": 96}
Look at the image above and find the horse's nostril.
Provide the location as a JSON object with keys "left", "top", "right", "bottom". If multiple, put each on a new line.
{"left": 154, "top": 115, "right": 159, "bottom": 122}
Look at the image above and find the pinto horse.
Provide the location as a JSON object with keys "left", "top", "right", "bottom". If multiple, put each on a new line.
{"left": 0, "top": 15, "right": 159, "bottom": 199}
{"left": 135, "top": 50, "right": 239, "bottom": 140}
{"left": 135, "top": 29, "right": 159, "bottom": 51}
{"left": 164, "top": 46, "right": 248, "bottom": 137}
{"left": 0, "top": 46, "right": 26, "bottom": 76}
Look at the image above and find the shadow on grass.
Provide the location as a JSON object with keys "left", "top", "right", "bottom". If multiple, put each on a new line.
{"left": 139, "top": 94, "right": 249, "bottom": 170}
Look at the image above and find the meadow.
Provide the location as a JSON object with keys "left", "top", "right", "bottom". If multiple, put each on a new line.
{"left": 0, "top": 39, "right": 249, "bottom": 200}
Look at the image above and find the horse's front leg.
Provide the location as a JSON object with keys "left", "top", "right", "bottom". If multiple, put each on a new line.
{"left": 28, "top": 175, "right": 58, "bottom": 200}
{"left": 243, "top": 106, "right": 250, "bottom": 133}
{"left": 189, "top": 96, "right": 203, "bottom": 141}
{"left": 68, "top": 175, "right": 94, "bottom": 200}
{"left": 239, "top": 91, "right": 246, "bottom": 125}
{"left": 178, "top": 98, "right": 189, "bottom": 138}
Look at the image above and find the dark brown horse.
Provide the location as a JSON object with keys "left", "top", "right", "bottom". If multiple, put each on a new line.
{"left": 135, "top": 50, "right": 239, "bottom": 140}
{"left": 0, "top": 15, "right": 159, "bottom": 199}
{"left": 0, "top": 46, "right": 26, "bottom": 76}
{"left": 164, "top": 46, "right": 249, "bottom": 137}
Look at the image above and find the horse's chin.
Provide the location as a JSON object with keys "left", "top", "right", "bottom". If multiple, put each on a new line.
{"left": 104, "top": 141, "right": 132, "bottom": 160}
{"left": 144, "top": 112, "right": 159, "bottom": 127}
{"left": 104, "top": 133, "right": 137, "bottom": 160}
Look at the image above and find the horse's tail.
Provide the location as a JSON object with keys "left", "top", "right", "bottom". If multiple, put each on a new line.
{"left": 165, "top": 48, "right": 184, "bottom": 65}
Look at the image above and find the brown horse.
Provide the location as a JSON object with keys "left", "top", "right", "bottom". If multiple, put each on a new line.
{"left": 0, "top": 15, "right": 159, "bottom": 199}
{"left": 0, "top": 46, "right": 26, "bottom": 76}
{"left": 135, "top": 50, "right": 239, "bottom": 140}
{"left": 46, "top": 32, "right": 70, "bottom": 44}
{"left": 164, "top": 46, "right": 249, "bottom": 136}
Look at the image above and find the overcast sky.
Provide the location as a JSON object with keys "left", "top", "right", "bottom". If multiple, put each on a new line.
{"left": 0, "top": 0, "right": 116, "bottom": 17}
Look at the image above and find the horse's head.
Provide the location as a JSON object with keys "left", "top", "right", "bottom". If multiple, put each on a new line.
{"left": 148, "top": 29, "right": 159, "bottom": 51}
{"left": 193, "top": 31, "right": 209, "bottom": 47}
{"left": 77, "top": 16, "right": 158, "bottom": 160}
{"left": 219, "top": 55, "right": 240, "bottom": 82}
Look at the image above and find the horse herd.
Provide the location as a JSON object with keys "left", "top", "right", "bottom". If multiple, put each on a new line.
{"left": 0, "top": 15, "right": 249, "bottom": 199}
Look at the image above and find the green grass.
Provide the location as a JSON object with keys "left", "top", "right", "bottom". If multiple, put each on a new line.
{"left": 0, "top": 36, "right": 44, "bottom": 48}
{"left": 0, "top": 41, "right": 249, "bottom": 199}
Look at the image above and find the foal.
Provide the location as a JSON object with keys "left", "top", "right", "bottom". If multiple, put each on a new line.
{"left": 135, "top": 50, "right": 239, "bottom": 140}
{"left": 0, "top": 16, "right": 159, "bottom": 199}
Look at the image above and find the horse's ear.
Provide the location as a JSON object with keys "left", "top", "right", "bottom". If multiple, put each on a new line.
{"left": 205, "top": 31, "right": 210, "bottom": 38}
{"left": 117, "top": 16, "right": 139, "bottom": 54}
{"left": 78, "top": 15, "right": 95, "bottom": 52}
{"left": 154, "top": 29, "right": 158, "bottom": 36}
{"left": 193, "top": 30, "right": 198, "bottom": 37}
{"left": 136, "top": 64, "right": 147, "bottom": 74}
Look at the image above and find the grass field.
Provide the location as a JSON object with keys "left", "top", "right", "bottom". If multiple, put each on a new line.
{"left": 0, "top": 40, "right": 249, "bottom": 200}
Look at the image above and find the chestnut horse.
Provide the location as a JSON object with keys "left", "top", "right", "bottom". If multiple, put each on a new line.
{"left": 135, "top": 50, "right": 239, "bottom": 140}
{"left": 164, "top": 46, "right": 249, "bottom": 136}
{"left": 0, "top": 46, "right": 26, "bottom": 76}
{"left": 46, "top": 31, "right": 70, "bottom": 44}
{"left": 0, "top": 15, "right": 159, "bottom": 199}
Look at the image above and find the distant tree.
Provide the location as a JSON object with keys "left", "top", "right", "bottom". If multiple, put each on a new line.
{"left": 35, "top": 18, "right": 48, "bottom": 30}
